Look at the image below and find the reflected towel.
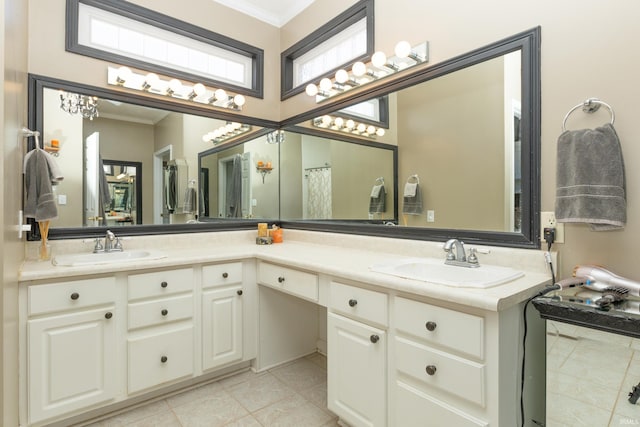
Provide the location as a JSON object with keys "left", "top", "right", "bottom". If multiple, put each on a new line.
{"left": 369, "top": 185, "right": 386, "bottom": 214}
{"left": 183, "top": 187, "right": 196, "bottom": 213}
{"left": 555, "top": 123, "right": 626, "bottom": 230}
{"left": 24, "top": 149, "right": 58, "bottom": 221}
{"left": 402, "top": 183, "right": 423, "bottom": 215}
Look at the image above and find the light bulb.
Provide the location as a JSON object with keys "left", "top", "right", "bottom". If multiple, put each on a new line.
{"left": 367, "top": 126, "right": 376, "bottom": 134}
{"left": 346, "top": 119, "right": 355, "bottom": 129}
{"left": 394, "top": 41, "right": 412, "bottom": 59}
{"left": 168, "top": 79, "right": 182, "bottom": 94}
{"left": 321, "top": 115, "right": 332, "bottom": 126}
{"left": 334, "top": 117, "right": 344, "bottom": 128}
{"left": 233, "top": 94, "right": 246, "bottom": 107}
{"left": 305, "top": 83, "right": 319, "bottom": 97}
{"left": 357, "top": 123, "right": 366, "bottom": 133}
{"left": 231, "top": 122, "right": 242, "bottom": 130}
{"left": 202, "top": 133, "right": 212, "bottom": 142}
{"left": 214, "top": 88, "right": 227, "bottom": 101}
{"left": 352, "top": 61, "right": 367, "bottom": 77}
{"left": 335, "top": 69, "right": 349, "bottom": 84}
{"left": 144, "top": 73, "right": 159, "bottom": 90}
{"left": 192, "top": 83, "right": 206, "bottom": 97}
{"left": 371, "top": 51, "right": 387, "bottom": 68}
{"left": 376, "top": 128, "right": 386, "bottom": 137}
{"left": 319, "top": 78, "right": 333, "bottom": 92}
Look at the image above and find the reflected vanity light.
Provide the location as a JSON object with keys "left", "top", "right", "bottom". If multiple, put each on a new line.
{"left": 59, "top": 90, "right": 99, "bottom": 120}
{"left": 312, "top": 115, "right": 385, "bottom": 138}
{"left": 305, "top": 41, "right": 428, "bottom": 103}
{"left": 107, "top": 66, "right": 247, "bottom": 111}
{"left": 202, "top": 122, "right": 251, "bottom": 145}
{"left": 266, "top": 130, "right": 286, "bottom": 144}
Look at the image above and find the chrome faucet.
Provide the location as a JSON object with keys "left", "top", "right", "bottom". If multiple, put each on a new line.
{"left": 99, "top": 230, "right": 123, "bottom": 253}
{"left": 443, "top": 238, "right": 479, "bottom": 268}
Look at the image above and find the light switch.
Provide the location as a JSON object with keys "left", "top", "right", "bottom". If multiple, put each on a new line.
{"left": 427, "top": 210, "right": 435, "bottom": 222}
{"left": 58, "top": 194, "right": 67, "bottom": 205}
{"left": 251, "top": 198, "right": 257, "bottom": 206}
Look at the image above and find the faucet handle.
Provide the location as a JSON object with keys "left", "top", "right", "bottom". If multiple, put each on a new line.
{"left": 93, "top": 238, "right": 104, "bottom": 253}
{"left": 467, "top": 247, "right": 479, "bottom": 265}
{"left": 113, "top": 237, "right": 123, "bottom": 251}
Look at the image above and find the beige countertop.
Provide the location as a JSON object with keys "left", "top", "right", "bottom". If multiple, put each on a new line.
{"left": 20, "top": 230, "right": 553, "bottom": 312}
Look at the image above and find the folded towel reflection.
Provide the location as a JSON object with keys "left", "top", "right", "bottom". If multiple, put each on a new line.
{"left": 369, "top": 185, "right": 386, "bottom": 214}
{"left": 555, "top": 123, "right": 626, "bottom": 230}
{"left": 183, "top": 187, "right": 197, "bottom": 213}
{"left": 402, "top": 182, "right": 422, "bottom": 215}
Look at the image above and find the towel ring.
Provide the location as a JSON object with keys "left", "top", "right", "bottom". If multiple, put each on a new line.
{"left": 407, "top": 174, "right": 420, "bottom": 184}
{"left": 375, "top": 176, "right": 385, "bottom": 184}
{"left": 562, "top": 98, "right": 615, "bottom": 131}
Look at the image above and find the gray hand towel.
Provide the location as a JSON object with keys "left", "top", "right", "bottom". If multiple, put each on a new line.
{"left": 555, "top": 123, "right": 626, "bottom": 230}
{"left": 24, "top": 150, "right": 58, "bottom": 221}
{"left": 369, "top": 185, "right": 386, "bottom": 214}
{"left": 402, "top": 183, "right": 423, "bottom": 215}
{"left": 183, "top": 187, "right": 196, "bottom": 213}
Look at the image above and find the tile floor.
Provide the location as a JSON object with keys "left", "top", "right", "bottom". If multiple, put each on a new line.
{"left": 546, "top": 321, "right": 640, "bottom": 427}
{"left": 83, "top": 353, "right": 339, "bottom": 427}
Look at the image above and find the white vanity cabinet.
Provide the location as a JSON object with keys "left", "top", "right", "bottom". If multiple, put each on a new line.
{"left": 26, "top": 277, "right": 118, "bottom": 425}
{"left": 201, "top": 262, "right": 244, "bottom": 371}
{"left": 327, "top": 281, "right": 388, "bottom": 427}
{"left": 126, "top": 268, "right": 194, "bottom": 394}
{"left": 390, "top": 296, "right": 490, "bottom": 427}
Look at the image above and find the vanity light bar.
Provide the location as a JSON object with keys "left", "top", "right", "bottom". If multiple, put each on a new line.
{"left": 306, "top": 41, "right": 428, "bottom": 103}
{"left": 202, "top": 122, "right": 251, "bottom": 145}
{"left": 312, "top": 115, "right": 386, "bottom": 138}
{"left": 107, "top": 66, "right": 246, "bottom": 111}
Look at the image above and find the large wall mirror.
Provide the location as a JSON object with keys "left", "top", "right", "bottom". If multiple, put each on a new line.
{"left": 280, "top": 27, "right": 540, "bottom": 248}
{"left": 28, "top": 27, "right": 539, "bottom": 248}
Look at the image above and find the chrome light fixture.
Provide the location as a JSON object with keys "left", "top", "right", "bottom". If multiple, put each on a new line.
{"left": 266, "top": 130, "right": 285, "bottom": 144}
{"left": 59, "top": 91, "right": 99, "bottom": 120}
{"left": 312, "top": 115, "right": 386, "bottom": 138}
{"left": 108, "top": 66, "right": 247, "bottom": 111}
{"left": 202, "top": 122, "right": 251, "bottom": 145}
{"left": 305, "top": 41, "right": 428, "bottom": 103}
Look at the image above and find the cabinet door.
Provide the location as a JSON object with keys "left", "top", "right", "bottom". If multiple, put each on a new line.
{"left": 28, "top": 306, "right": 117, "bottom": 424}
{"left": 202, "top": 286, "right": 243, "bottom": 371}
{"left": 328, "top": 312, "right": 386, "bottom": 427}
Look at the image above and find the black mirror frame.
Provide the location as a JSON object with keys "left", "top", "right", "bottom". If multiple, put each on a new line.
{"left": 27, "top": 27, "right": 540, "bottom": 249}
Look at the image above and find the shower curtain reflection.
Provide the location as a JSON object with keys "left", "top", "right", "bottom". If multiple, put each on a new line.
{"left": 305, "top": 167, "right": 332, "bottom": 219}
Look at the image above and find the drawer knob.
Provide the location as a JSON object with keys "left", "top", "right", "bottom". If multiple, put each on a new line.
{"left": 161, "top": 356, "right": 168, "bottom": 363}
{"left": 161, "top": 281, "right": 168, "bottom": 288}
{"left": 278, "top": 276, "right": 285, "bottom": 283}
{"left": 426, "top": 321, "right": 437, "bottom": 331}
{"left": 370, "top": 334, "right": 380, "bottom": 343}
{"left": 105, "top": 312, "right": 113, "bottom": 319}
{"left": 425, "top": 365, "right": 437, "bottom": 376}
{"left": 348, "top": 299, "right": 358, "bottom": 307}
{"left": 161, "top": 309, "right": 168, "bottom": 316}
{"left": 222, "top": 272, "right": 229, "bottom": 278}
{"left": 70, "top": 292, "right": 79, "bottom": 300}
{"left": 237, "top": 290, "right": 243, "bottom": 296}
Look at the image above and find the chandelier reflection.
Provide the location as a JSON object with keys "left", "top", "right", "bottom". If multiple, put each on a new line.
{"left": 59, "top": 91, "right": 99, "bottom": 120}
{"left": 266, "top": 130, "right": 285, "bottom": 144}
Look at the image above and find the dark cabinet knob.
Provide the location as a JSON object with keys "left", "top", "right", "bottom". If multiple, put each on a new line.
{"left": 161, "top": 356, "right": 168, "bottom": 363}
{"left": 370, "top": 334, "right": 380, "bottom": 343}
{"left": 161, "top": 309, "right": 168, "bottom": 316}
{"left": 70, "top": 292, "right": 79, "bottom": 300}
{"left": 278, "top": 276, "right": 285, "bottom": 283}
{"left": 237, "top": 290, "right": 243, "bottom": 296}
{"left": 426, "top": 321, "right": 437, "bottom": 331}
{"left": 348, "top": 299, "right": 358, "bottom": 307}
{"left": 426, "top": 365, "right": 437, "bottom": 376}
{"left": 105, "top": 312, "right": 113, "bottom": 319}
{"left": 222, "top": 272, "right": 229, "bottom": 278}
{"left": 161, "top": 281, "right": 168, "bottom": 288}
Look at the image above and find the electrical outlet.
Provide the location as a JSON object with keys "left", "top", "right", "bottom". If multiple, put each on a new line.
{"left": 540, "top": 211, "right": 564, "bottom": 243}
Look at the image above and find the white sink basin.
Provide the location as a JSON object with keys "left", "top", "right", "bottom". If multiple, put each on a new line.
{"left": 369, "top": 257, "right": 523, "bottom": 288}
{"left": 53, "top": 250, "right": 167, "bottom": 267}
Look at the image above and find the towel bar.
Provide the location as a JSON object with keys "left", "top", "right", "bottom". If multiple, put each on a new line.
{"left": 562, "top": 98, "right": 615, "bottom": 131}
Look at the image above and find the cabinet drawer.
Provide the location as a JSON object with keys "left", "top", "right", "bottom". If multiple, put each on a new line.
{"left": 394, "top": 297, "right": 484, "bottom": 360}
{"left": 28, "top": 277, "right": 115, "bottom": 316}
{"left": 128, "top": 294, "right": 193, "bottom": 330}
{"left": 330, "top": 281, "right": 388, "bottom": 327}
{"left": 128, "top": 325, "right": 194, "bottom": 394}
{"left": 202, "top": 262, "right": 243, "bottom": 288}
{"left": 128, "top": 268, "right": 193, "bottom": 301}
{"left": 257, "top": 262, "right": 318, "bottom": 302}
{"left": 394, "top": 381, "right": 488, "bottom": 427}
{"left": 395, "top": 336, "right": 485, "bottom": 407}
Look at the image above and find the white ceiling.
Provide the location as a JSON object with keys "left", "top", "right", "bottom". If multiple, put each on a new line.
{"left": 212, "top": 0, "right": 316, "bottom": 27}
